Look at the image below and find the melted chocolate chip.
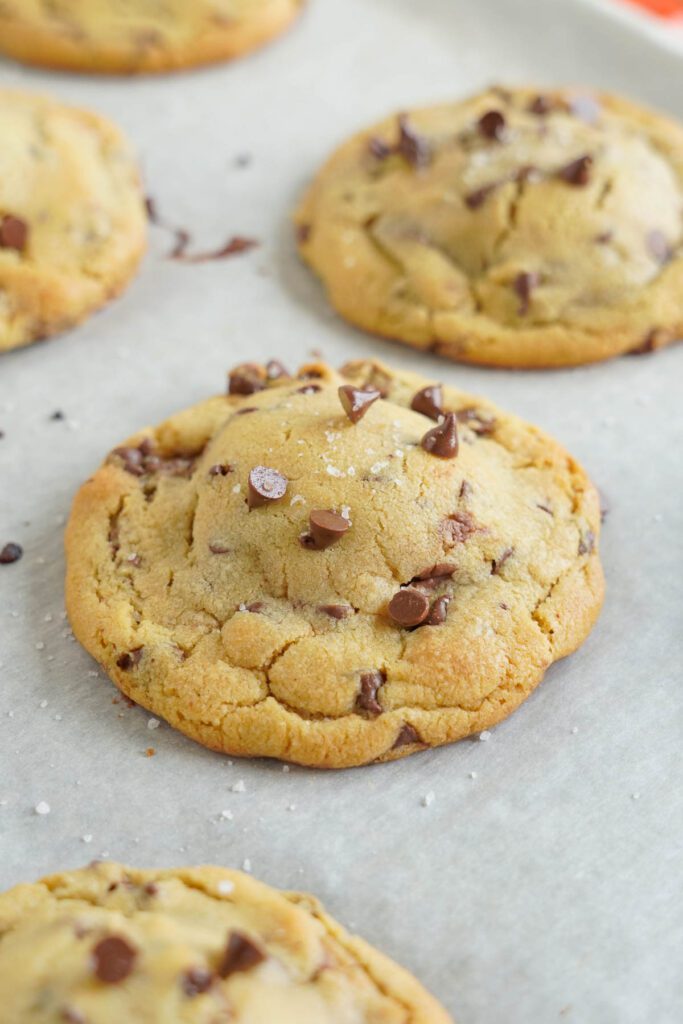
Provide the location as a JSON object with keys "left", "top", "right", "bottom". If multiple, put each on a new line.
{"left": 266, "top": 359, "right": 289, "bottom": 380}
{"left": 393, "top": 724, "right": 421, "bottom": 748}
{"left": 228, "top": 364, "right": 265, "bottom": 396}
{"left": 388, "top": 588, "right": 430, "bottom": 628}
{"left": 410, "top": 384, "right": 444, "bottom": 421}
{"left": 0, "top": 542, "right": 23, "bottom": 564}
{"left": 245, "top": 601, "right": 265, "bottom": 613}
{"left": 426, "top": 595, "right": 450, "bottom": 625}
{"left": 443, "top": 510, "right": 478, "bottom": 546}
{"left": 477, "top": 109, "right": 507, "bottom": 141}
{"left": 368, "top": 136, "right": 392, "bottom": 160}
{"left": 558, "top": 154, "right": 593, "bottom": 186}
{"left": 413, "top": 563, "right": 455, "bottom": 583}
{"left": 491, "top": 547, "right": 514, "bottom": 575}
{"left": 338, "top": 385, "right": 381, "bottom": 424}
{"left": 218, "top": 932, "right": 265, "bottom": 978}
{"left": 578, "top": 531, "right": 595, "bottom": 556}
{"left": 647, "top": 229, "right": 671, "bottom": 265}
{"left": 356, "top": 670, "right": 385, "bottom": 716}
{"left": 182, "top": 967, "right": 213, "bottom": 997}
{"left": 514, "top": 271, "right": 541, "bottom": 315}
{"left": 318, "top": 604, "right": 352, "bottom": 619}
{"left": 0, "top": 214, "right": 28, "bottom": 252}
{"left": 456, "top": 408, "right": 496, "bottom": 436}
{"left": 247, "top": 466, "right": 287, "bottom": 509}
{"left": 92, "top": 936, "right": 137, "bottom": 984}
{"left": 209, "top": 464, "right": 233, "bottom": 477}
{"left": 421, "top": 412, "right": 459, "bottom": 459}
{"left": 113, "top": 442, "right": 195, "bottom": 479}
{"left": 529, "top": 95, "right": 553, "bottom": 115}
{"left": 305, "top": 509, "right": 351, "bottom": 550}
{"left": 116, "top": 648, "right": 143, "bottom": 671}
{"left": 209, "top": 541, "right": 231, "bottom": 554}
{"left": 465, "top": 182, "right": 499, "bottom": 209}
{"left": 396, "top": 114, "right": 431, "bottom": 168}
{"left": 297, "top": 383, "right": 321, "bottom": 395}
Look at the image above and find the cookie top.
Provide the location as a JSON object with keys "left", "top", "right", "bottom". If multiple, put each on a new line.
{"left": 0, "top": 90, "right": 146, "bottom": 354}
{"left": 0, "top": 861, "right": 452, "bottom": 1022}
{"left": 0, "top": 0, "right": 304, "bottom": 74}
{"left": 65, "top": 358, "right": 604, "bottom": 768}
{"left": 296, "top": 85, "right": 683, "bottom": 367}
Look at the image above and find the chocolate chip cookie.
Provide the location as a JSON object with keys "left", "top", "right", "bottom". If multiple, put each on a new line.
{"left": 0, "top": 861, "right": 452, "bottom": 1022}
{"left": 0, "top": 90, "right": 146, "bottom": 354}
{"left": 0, "top": 1, "right": 305, "bottom": 75}
{"left": 295, "top": 86, "right": 683, "bottom": 367}
{"left": 65, "top": 358, "right": 604, "bottom": 768}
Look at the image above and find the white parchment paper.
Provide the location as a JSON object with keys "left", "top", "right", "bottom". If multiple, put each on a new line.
{"left": 1, "top": 1, "right": 682, "bottom": 1021}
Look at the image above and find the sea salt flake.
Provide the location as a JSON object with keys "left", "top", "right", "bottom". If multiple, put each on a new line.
{"left": 422, "top": 791, "right": 435, "bottom": 807}
{"left": 35, "top": 801, "right": 51, "bottom": 816}
{"left": 147, "top": 718, "right": 160, "bottom": 731}
{"left": 231, "top": 780, "right": 246, "bottom": 793}
{"left": 218, "top": 879, "right": 234, "bottom": 895}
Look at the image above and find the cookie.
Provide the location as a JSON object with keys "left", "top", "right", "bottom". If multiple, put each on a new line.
{"left": 0, "top": 861, "right": 452, "bottom": 1022}
{"left": 295, "top": 86, "right": 683, "bottom": 367}
{"left": 0, "top": 90, "right": 146, "bottom": 354}
{"left": 0, "top": 1, "right": 305, "bottom": 75}
{"left": 65, "top": 358, "right": 604, "bottom": 768}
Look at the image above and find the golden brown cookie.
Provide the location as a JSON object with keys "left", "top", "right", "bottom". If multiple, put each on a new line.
{"left": 0, "top": 0, "right": 305, "bottom": 75}
{"left": 65, "top": 358, "right": 604, "bottom": 768}
{"left": 295, "top": 85, "right": 683, "bottom": 367}
{"left": 0, "top": 861, "right": 452, "bottom": 1022}
{"left": 0, "top": 89, "right": 146, "bottom": 354}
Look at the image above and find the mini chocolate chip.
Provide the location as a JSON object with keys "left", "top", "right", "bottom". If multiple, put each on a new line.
{"left": 421, "top": 412, "right": 459, "bottom": 459}
{"left": 235, "top": 407, "right": 257, "bottom": 416}
{"left": 465, "top": 182, "right": 498, "bottom": 209}
{"left": 396, "top": 114, "right": 431, "bottom": 168}
{"left": 410, "top": 384, "right": 443, "bottom": 421}
{"left": 61, "top": 1009, "right": 86, "bottom": 1024}
{"left": 443, "top": 510, "right": 478, "bottom": 545}
{"left": 266, "top": 359, "right": 289, "bottom": 380}
{"left": 218, "top": 932, "right": 265, "bottom": 978}
{"left": 529, "top": 94, "right": 553, "bottom": 115}
{"left": 116, "top": 648, "right": 143, "bottom": 671}
{"left": 578, "top": 531, "right": 595, "bottom": 556}
{"left": 426, "top": 595, "right": 450, "bottom": 625}
{"left": 143, "top": 883, "right": 158, "bottom": 896}
{"left": 209, "top": 464, "right": 232, "bottom": 477}
{"left": 182, "top": 967, "right": 213, "bottom": 997}
{"left": 414, "top": 563, "right": 455, "bottom": 582}
{"left": 491, "top": 547, "right": 514, "bottom": 575}
{"left": 393, "top": 724, "right": 421, "bottom": 748}
{"left": 0, "top": 542, "right": 23, "bottom": 564}
{"left": 514, "top": 271, "right": 541, "bottom": 315}
{"left": 318, "top": 604, "right": 352, "bottom": 619}
{"left": 209, "top": 541, "right": 231, "bottom": 554}
{"left": 478, "top": 110, "right": 507, "bottom": 141}
{"left": 247, "top": 466, "right": 287, "bottom": 509}
{"left": 569, "top": 95, "right": 601, "bottom": 124}
{"left": 338, "top": 385, "right": 381, "bottom": 424}
{"left": 306, "top": 510, "right": 350, "bottom": 550}
{"left": 647, "top": 229, "right": 671, "bottom": 265}
{"left": 296, "top": 223, "right": 311, "bottom": 243}
{"left": 228, "top": 364, "right": 265, "bottom": 396}
{"left": 245, "top": 601, "right": 265, "bottom": 613}
{"left": 297, "top": 383, "right": 321, "bottom": 394}
{"left": 368, "top": 136, "right": 392, "bottom": 160}
{"left": 595, "top": 230, "right": 613, "bottom": 244}
{"left": 92, "top": 936, "right": 137, "bottom": 984}
{"left": 0, "top": 214, "right": 28, "bottom": 252}
{"left": 388, "top": 588, "right": 430, "bottom": 628}
{"left": 558, "top": 154, "right": 593, "bottom": 186}
{"left": 356, "top": 670, "right": 385, "bottom": 716}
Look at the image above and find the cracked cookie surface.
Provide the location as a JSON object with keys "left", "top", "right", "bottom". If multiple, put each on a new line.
{"left": 0, "top": 90, "right": 146, "bottom": 353}
{"left": 65, "top": 359, "right": 604, "bottom": 768}
{"left": 295, "top": 85, "right": 683, "bottom": 367}
{"left": 0, "top": 861, "right": 452, "bottom": 1022}
{"left": 0, "top": 0, "right": 305, "bottom": 74}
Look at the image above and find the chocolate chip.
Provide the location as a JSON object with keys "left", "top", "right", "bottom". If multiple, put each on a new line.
{"left": 247, "top": 466, "right": 287, "bottom": 509}
{"left": 296, "top": 223, "right": 311, "bottom": 243}
{"left": 50, "top": 410, "right": 65, "bottom": 421}
{"left": 61, "top": 1009, "right": 87, "bottom": 1024}
{"left": 558, "top": 154, "right": 593, "bottom": 186}
{"left": 578, "top": 531, "right": 595, "bottom": 556}
{"left": 396, "top": 114, "right": 431, "bottom": 168}
{"left": 245, "top": 601, "right": 265, "bottom": 613}
{"left": 413, "top": 563, "right": 455, "bottom": 583}
{"left": 228, "top": 364, "right": 265, "bottom": 396}
{"left": 0, "top": 542, "right": 23, "bottom": 564}
{"left": 113, "top": 442, "right": 196, "bottom": 479}
{"left": 514, "top": 271, "right": 541, "bottom": 315}
{"left": 209, "top": 541, "right": 231, "bottom": 554}
{"left": 182, "top": 967, "right": 213, "bottom": 997}
{"left": 491, "top": 547, "right": 514, "bottom": 575}
{"left": 393, "top": 724, "right": 421, "bottom": 748}
{"left": 536, "top": 502, "right": 553, "bottom": 516}
{"left": 304, "top": 510, "right": 350, "bottom": 550}
{"left": 92, "top": 936, "right": 137, "bottom": 984}
{"left": 421, "top": 412, "right": 459, "bottom": 459}
{"left": 368, "top": 136, "right": 392, "bottom": 160}
{"left": 209, "top": 464, "right": 232, "bottom": 477}
{"left": 459, "top": 479, "right": 472, "bottom": 499}
{"left": 356, "top": 670, "right": 385, "bottom": 716}
{"left": 426, "top": 595, "right": 450, "bottom": 625}
{"left": 218, "top": 932, "right": 265, "bottom": 978}
{"left": 410, "top": 384, "right": 443, "bottom": 421}
{"left": 143, "top": 883, "right": 158, "bottom": 896}
{"left": 529, "top": 95, "right": 553, "bottom": 115}
{"left": 628, "top": 330, "right": 658, "bottom": 356}
{"left": 0, "top": 214, "right": 28, "bottom": 252}
{"left": 116, "top": 648, "right": 143, "bottom": 671}
{"left": 318, "top": 604, "right": 352, "bottom": 619}
{"left": 595, "top": 230, "right": 613, "bottom": 244}
{"left": 443, "top": 510, "right": 478, "bottom": 545}
{"left": 465, "top": 182, "right": 498, "bottom": 209}
{"left": 388, "top": 588, "right": 430, "bottom": 628}
{"left": 477, "top": 110, "right": 507, "bottom": 141}
{"left": 266, "top": 359, "right": 289, "bottom": 380}
{"left": 338, "top": 385, "right": 381, "bottom": 424}
{"left": 297, "top": 384, "right": 321, "bottom": 394}
{"left": 176, "top": 236, "right": 259, "bottom": 263}
{"left": 647, "top": 229, "right": 671, "bottom": 265}
{"left": 569, "top": 95, "right": 601, "bottom": 124}
{"left": 456, "top": 408, "right": 496, "bottom": 436}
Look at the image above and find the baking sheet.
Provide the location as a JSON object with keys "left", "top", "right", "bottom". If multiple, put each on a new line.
{"left": 1, "top": 0, "right": 682, "bottom": 1020}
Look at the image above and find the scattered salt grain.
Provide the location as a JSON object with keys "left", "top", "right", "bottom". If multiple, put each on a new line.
{"left": 82, "top": 834, "right": 93, "bottom": 844}
{"left": 231, "top": 780, "right": 246, "bottom": 793}
{"left": 220, "top": 809, "right": 234, "bottom": 820}
{"left": 422, "top": 791, "right": 435, "bottom": 808}
{"left": 35, "top": 801, "right": 50, "bottom": 816}
{"left": 147, "top": 718, "right": 160, "bottom": 731}
{"left": 218, "top": 879, "right": 234, "bottom": 895}
{"left": 479, "top": 731, "right": 491, "bottom": 742}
